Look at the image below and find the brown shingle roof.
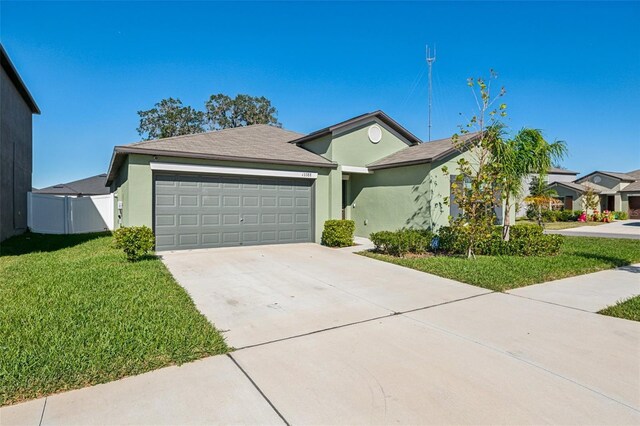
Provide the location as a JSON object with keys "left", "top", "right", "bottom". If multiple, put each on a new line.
{"left": 548, "top": 167, "right": 579, "bottom": 175}
{"left": 620, "top": 179, "right": 640, "bottom": 193}
{"left": 106, "top": 125, "right": 336, "bottom": 184}
{"left": 367, "top": 132, "right": 481, "bottom": 170}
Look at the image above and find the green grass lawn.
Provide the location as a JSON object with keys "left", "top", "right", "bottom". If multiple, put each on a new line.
{"left": 360, "top": 236, "right": 640, "bottom": 292}
{"left": 516, "top": 220, "right": 605, "bottom": 230}
{"left": 599, "top": 296, "right": 640, "bottom": 322}
{"left": 0, "top": 232, "right": 228, "bottom": 406}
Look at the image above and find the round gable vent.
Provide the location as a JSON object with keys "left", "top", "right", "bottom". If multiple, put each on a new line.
{"left": 593, "top": 176, "right": 602, "bottom": 184}
{"left": 368, "top": 125, "right": 382, "bottom": 144}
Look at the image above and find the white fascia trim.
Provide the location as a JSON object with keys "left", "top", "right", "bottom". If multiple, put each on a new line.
{"left": 150, "top": 162, "right": 318, "bottom": 179}
{"left": 341, "top": 165, "right": 371, "bottom": 174}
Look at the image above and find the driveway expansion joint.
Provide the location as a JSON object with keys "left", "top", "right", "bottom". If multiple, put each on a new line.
{"left": 234, "top": 292, "right": 496, "bottom": 352}
{"left": 227, "top": 354, "right": 290, "bottom": 426}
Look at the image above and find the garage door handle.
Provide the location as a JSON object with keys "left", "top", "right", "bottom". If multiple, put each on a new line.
{"left": 240, "top": 217, "right": 244, "bottom": 222}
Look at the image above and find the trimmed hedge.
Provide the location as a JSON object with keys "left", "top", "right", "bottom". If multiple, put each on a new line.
{"left": 113, "top": 226, "right": 155, "bottom": 261}
{"left": 613, "top": 211, "right": 629, "bottom": 220}
{"left": 438, "top": 224, "right": 563, "bottom": 257}
{"left": 369, "top": 229, "right": 435, "bottom": 257}
{"left": 321, "top": 220, "right": 355, "bottom": 247}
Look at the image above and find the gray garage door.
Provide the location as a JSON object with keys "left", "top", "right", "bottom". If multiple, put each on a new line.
{"left": 154, "top": 173, "right": 314, "bottom": 251}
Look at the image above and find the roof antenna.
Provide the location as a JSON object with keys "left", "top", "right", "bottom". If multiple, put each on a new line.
{"left": 426, "top": 44, "right": 436, "bottom": 142}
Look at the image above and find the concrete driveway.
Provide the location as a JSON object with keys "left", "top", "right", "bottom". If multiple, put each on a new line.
{"left": 160, "top": 243, "right": 488, "bottom": 348}
{"left": 4, "top": 243, "right": 639, "bottom": 425}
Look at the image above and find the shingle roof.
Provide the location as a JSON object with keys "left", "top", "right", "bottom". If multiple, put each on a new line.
{"left": 626, "top": 169, "right": 640, "bottom": 179}
{"left": 0, "top": 44, "right": 40, "bottom": 114}
{"left": 107, "top": 125, "right": 336, "bottom": 184}
{"left": 289, "top": 110, "right": 422, "bottom": 146}
{"left": 576, "top": 170, "right": 637, "bottom": 183}
{"left": 548, "top": 167, "right": 579, "bottom": 175}
{"left": 367, "top": 132, "right": 481, "bottom": 170}
{"left": 34, "top": 174, "right": 110, "bottom": 196}
{"left": 621, "top": 180, "right": 640, "bottom": 193}
{"left": 549, "top": 181, "right": 590, "bottom": 193}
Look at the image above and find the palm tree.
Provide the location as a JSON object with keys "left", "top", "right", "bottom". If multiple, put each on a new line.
{"left": 525, "top": 176, "right": 563, "bottom": 227}
{"left": 489, "top": 128, "right": 567, "bottom": 240}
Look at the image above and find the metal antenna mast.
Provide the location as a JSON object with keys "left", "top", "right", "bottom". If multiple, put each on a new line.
{"left": 426, "top": 44, "right": 436, "bottom": 142}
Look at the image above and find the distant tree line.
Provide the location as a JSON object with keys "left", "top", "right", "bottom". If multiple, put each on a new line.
{"left": 137, "top": 94, "right": 280, "bottom": 140}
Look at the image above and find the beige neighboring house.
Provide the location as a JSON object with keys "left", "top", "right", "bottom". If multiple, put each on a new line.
{"left": 517, "top": 167, "right": 579, "bottom": 216}
{"left": 548, "top": 169, "right": 640, "bottom": 218}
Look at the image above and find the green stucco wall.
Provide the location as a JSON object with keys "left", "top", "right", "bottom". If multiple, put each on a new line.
{"left": 348, "top": 150, "right": 496, "bottom": 237}
{"left": 302, "top": 119, "right": 411, "bottom": 167}
{"left": 111, "top": 154, "right": 340, "bottom": 243}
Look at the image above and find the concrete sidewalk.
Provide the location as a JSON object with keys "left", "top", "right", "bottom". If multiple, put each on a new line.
{"left": 509, "top": 263, "right": 640, "bottom": 311}
{"left": 547, "top": 220, "right": 640, "bottom": 240}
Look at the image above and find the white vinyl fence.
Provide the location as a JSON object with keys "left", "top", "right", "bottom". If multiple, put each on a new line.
{"left": 27, "top": 193, "right": 115, "bottom": 234}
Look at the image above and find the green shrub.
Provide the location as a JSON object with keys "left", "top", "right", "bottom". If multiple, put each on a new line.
{"left": 613, "top": 211, "right": 629, "bottom": 220}
{"left": 437, "top": 224, "right": 562, "bottom": 257}
{"left": 370, "top": 229, "right": 434, "bottom": 256}
{"left": 113, "top": 226, "right": 155, "bottom": 261}
{"left": 321, "top": 220, "right": 355, "bottom": 247}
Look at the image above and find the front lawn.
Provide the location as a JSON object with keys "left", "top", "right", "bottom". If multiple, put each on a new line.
{"left": 360, "top": 236, "right": 640, "bottom": 292}
{"left": 599, "top": 296, "right": 640, "bottom": 322}
{"left": 0, "top": 232, "right": 228, "bottom": 406}
{"left": 516, "top": 219, "right": 605, "bottom": 230}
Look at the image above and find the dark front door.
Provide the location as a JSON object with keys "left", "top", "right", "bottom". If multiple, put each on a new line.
{"left": 607, "top": 196, "right": 615, "bottom": 211}
{"left": 564, "top": 195, "right": 573, "bottom": 210}
{"left": 154, "top": 173, "right": 313, "bottom": 251}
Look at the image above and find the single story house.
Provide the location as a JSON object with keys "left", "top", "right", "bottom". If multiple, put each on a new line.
{"left": 106, "top": 111, "right": 509, "bottom": 251}
{"left": 34, "top": 173, "right": 110, "bottom": 196}
{"left": 1, "top": 44, "right": 40, "bottom": 241}
{"left": 517, "top": 167, "right": 579, "bottom": 216}
{"left": 548, "top": 170, "right": 640, "bottom": 218}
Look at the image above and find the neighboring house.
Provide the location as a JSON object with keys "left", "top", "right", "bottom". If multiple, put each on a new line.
{"left": 548, "top": 170, "right": 640, "bottom": 218}
{"left": 0, "top": 45, "right": 40, "bottom": 241}
{"left": 106, "top": 110, "right": 507, "bottom": 251}
{"left": 517, "top": 167, "right": 579, "bottom": 216}
{"left": 34, "top": 173, "right": 110, "bottom": 196}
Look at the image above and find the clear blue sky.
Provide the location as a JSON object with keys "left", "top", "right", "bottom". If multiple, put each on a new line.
{"left": 2, "top": 1, "right": 639, "bottom": 188}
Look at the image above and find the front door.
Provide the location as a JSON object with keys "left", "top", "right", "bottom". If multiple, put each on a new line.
{"left": 564, "top": 195, "right": 573, "bottom": 210}
{"left": 341, "top": 179, "right": 349, "bottom": 219}
{"left": 607, "top": 196, "right": 615, "bottom": 211}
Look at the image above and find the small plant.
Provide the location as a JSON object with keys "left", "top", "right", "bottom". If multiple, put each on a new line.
{"left": 113, "top": 226, "right": 155, "bottom": 261}
{"left": 613, "top": 211, "right": 629, "bottom": 220}
{"left": 321, "top": 220, "right": 355, "bottom": 247}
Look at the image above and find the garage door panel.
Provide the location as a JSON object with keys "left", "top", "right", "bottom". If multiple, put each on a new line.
{"left": 202, "top": 214, "right": 221, "bottom": 226}
{"left": 154, "top": 173, "right": 313, "bottom": 251}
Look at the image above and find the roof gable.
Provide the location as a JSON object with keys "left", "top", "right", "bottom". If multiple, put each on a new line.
{"left": 290, "top": 111, "right": 422, "bottom": 146}
{"left": 575, "top": 170, "right": 637, "bottom": 183}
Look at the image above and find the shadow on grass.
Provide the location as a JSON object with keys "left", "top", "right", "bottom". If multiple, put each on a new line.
{"left": 0, "top": 231, "right": 111, "bottom": 257}
{"left": 573, "top": 251, "right": 636, "bottom": 268}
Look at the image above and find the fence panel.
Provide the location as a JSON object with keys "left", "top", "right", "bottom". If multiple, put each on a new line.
{"left": 28, "top": 193, "right": 114, "bottom": 234}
